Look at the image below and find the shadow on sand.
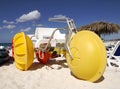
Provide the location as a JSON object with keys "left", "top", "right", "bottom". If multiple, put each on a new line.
{"left": 1, "top": 57, "right": 105, "bottom": 83}
{"left": 29, "top": 59, "right": 68, "bottom": 71}
{"left": 70, "top": 71, "right": 105, "bottom": 83}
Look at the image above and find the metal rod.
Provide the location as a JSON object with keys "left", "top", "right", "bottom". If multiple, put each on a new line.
{"left": 48, "top": 16, "right": 77, "bottom": 60}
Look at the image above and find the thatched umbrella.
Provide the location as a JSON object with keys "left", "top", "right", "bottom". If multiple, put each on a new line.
{"left": 78, "top": 21, "right": 120, "bottom": 37}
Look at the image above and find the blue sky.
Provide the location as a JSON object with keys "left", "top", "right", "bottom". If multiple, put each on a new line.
{"left": 0, "top": 0, "right": 120, "bottom": 43}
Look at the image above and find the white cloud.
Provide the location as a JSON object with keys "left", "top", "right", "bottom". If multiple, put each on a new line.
{"left": 3, "top": 20, "right": 15, "bottom": 24}
{"left": 54, "top": 15, "right": 66, "bottom": 18}
{"left": 20, "top": 27, "right": 32, "bottom": 32}
{"left": 16, "top": 10, "right": 40, "bottom": 22}
{"left": 4, "top": 25, "right": 16, "bottom": 29}
{"left": 33, "top": 24, "right": 44, "bottom": 27}
{"left": 0, "top": 25, "right": 16, "bottom": 29}
{"left": 49, "top": 14, "right": 67, "bottom": 22}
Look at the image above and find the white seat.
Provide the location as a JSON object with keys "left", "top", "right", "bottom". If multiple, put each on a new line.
{"left": 107, "top": 41, "right": 120, "bottom": 68}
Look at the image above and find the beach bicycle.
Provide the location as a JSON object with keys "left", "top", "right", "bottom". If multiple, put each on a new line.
{"left": 12, "top": 16, "right": 107, "bottom": 82}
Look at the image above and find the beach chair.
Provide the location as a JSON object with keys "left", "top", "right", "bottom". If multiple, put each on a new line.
{"left": 107, "top": 41, "right": 120, "bottom": 68}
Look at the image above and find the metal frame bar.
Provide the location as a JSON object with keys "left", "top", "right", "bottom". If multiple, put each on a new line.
{"left": 39, "top": 16, "right": 77, "bottom": 60}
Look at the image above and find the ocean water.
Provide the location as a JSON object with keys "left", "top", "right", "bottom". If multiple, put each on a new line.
{"left": 0, "top": 43, "right": 12, "bottom": 48}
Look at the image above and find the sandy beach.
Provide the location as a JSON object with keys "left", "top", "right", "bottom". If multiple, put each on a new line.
{"left": 0, "top": 57, "right": 120, "bottom": 89}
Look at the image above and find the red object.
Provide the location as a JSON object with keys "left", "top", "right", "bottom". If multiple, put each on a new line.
{"left": 11, "top": 39, "right": 14, "bottom": 58}
{"left": 36, "top": 51, "right": 51, "bottom": 64}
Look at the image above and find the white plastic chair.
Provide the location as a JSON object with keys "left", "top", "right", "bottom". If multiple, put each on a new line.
{"left": 107, "top": 41, "right": 120, "bottom": 68}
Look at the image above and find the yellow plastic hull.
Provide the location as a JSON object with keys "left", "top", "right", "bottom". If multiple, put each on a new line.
{"left": 13, "top": 32, "right": 34, "bottom": 70}
{"left": 66, "top": 30, "right": 107, "bottom": 82}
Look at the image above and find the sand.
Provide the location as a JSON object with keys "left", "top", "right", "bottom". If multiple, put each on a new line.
{"left": 0, "top": 58, "right": 120, "bottom": 89}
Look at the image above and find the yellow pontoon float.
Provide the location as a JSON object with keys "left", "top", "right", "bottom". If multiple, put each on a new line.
{"left": 12, "top": 16, "right": 107, "bottom": 82}
{"left": 12, "top": 32, "right": 34, "bottom": 70}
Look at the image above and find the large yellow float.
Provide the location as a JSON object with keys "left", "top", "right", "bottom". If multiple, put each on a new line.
{"left": 66, "top": 30, "right": 107, "bottom": 82}
{"left": 12, "top": 32, "right": 34, "bottom": 70}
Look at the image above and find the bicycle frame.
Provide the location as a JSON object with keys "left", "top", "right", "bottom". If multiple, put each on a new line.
{"left": 37, "top": 16, "right": 78, "bottom": 60}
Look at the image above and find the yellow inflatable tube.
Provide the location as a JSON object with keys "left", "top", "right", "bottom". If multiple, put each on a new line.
{"left": 13, "top": 32, "right": 34, "bottom": 70}
{"left": 66, "top": 30, "right": 107, "bottom": 82}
